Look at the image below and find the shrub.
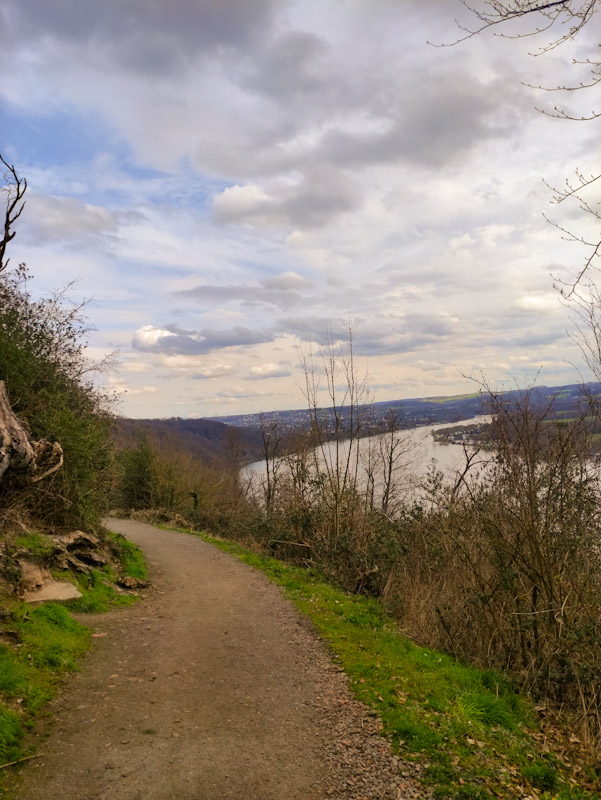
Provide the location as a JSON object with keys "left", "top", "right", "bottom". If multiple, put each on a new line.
{"left": 395, "top": 390, "right": 601, "bottom": 745}
{"left": 0, "top": 163, "right": 114, "bottom": 531}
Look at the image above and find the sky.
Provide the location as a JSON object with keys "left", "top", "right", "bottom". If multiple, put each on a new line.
{"left": 1, "top": 0, "right": 599, "bottom": 418}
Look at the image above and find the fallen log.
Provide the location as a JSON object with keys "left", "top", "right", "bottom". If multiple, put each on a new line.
{"left": 0, "top": 380, "right": 63, "bottom": 484}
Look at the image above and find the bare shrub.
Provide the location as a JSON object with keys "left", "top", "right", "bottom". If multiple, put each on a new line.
{"left": 397, "top": 389, "right": 601, "bottom": 744}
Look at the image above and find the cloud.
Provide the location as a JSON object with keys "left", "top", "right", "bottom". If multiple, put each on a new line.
{"left": 132, "top": 324, "right": 274, "bottom": 355}
{"left": 174, "top": 271, "right": 313, "bottom": 310}
{"left": 213, "top": 166, "right": 362, "bottom": 228}
{"left": 279, "top": 313, "right": 460, "bottom": 355}
{"left": 242, "top": 30, "right": 330, "bottom": 102}
{"left": 1, "top": 0, "right": 591, "bottom": 418}
{"left": 191, "top": 365, "right": 235, "bottom": 379}
{"left": 3, "top": 0, "right": 277, "bottom": 75}
{"left": 156, "top": 355, "right": 235, "bottom": 379}
{"left": 315, "top": 75, "right": 514, "bottom": 172}
{"left": 415, "top": 360, "right": 447, "bottom": 372}
{"left": 212, "top": 185, "right": 272, "bottom": 225}
{"left": 121, "top": 359, "right": 150, "bottom": 374}
{"left": 108, "top": 376, "right": 157, "bottom": 396}
{"left": 262, "top": 271, "right": 311, "bottom": 290}
{"left": 196, "top": 386, "right": 277, "bottom": 404}
{"left": 248, "top": 363, "right": 289, "bottom": 380}
{"left": 132, "top": 326, "right": 177, "bottom": 349}
{"left": 21, "top": 191, "right": 118, "bottom": 244}
{"left": 513, "top": 293, "right": 561, "bottom": 313}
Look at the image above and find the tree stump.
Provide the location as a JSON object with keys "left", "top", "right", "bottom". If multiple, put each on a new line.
{"left": 0, "top": 380, "right": 63, "bottom": 484}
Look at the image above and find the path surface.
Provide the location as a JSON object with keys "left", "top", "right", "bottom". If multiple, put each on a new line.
{"left": 10, "top": 519, "right": 429, "bottom": 800}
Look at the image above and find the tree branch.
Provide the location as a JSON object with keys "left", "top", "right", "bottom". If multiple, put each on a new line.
{"left": 0, "top": 155, "right": 27, "bottom": 273}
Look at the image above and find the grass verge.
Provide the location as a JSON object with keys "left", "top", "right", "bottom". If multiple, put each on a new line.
{"left": 0, "top": 603, "right": 90, "bottom": 765}
{"left": 108, "top": 532, "right": 148, "bottom": 581}
{"left": 168, "top": 526, "right": 598, "bottom": 800}
{"left": 0, "top": 530, "right": 147, "bottom": 770}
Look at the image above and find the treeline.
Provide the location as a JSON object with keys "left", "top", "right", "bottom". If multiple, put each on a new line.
{"left": 114, "top": 416, "right": 264, "bottom": 464}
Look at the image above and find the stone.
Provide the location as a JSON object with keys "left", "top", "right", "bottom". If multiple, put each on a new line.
{"left": 24, "top": 580, "right": 82, "bottom": 604}
{"left": 18, "top": 558, "right": 51, "bottom": 591}
{"left": 54, "top": 552, "right": 92, "bottom": 575}
{"left": 54, "top": 530, "right": 100, "bottom": 550}
{"left": 117, "top": 576, "right": 149, "bottom": 590}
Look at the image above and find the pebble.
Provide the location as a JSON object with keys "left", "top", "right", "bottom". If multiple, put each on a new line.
{"left": 313, "top": 660, "right": 437, "bottom": 800}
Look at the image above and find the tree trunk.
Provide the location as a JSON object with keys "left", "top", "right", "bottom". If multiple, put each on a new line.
{"left": 0, "top": 381, "right": 63, "bottom": 484}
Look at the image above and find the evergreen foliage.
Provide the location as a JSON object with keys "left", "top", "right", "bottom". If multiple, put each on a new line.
{"left": 119, "top": 437, "right": 156, "bottom": 510}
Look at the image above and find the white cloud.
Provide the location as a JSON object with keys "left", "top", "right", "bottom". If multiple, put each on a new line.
{"left": 21, "top": 191, "right": 118, "bottom": 244}
{"left": 133, "top": 324, "right": 274, "bottom": 355}
{"left": 248, "top": 362, "right": 289, "bottom": 380}
{"left": 213, "top": 185, "right": 272, "bottom": 224}
{"left": 122, "top": 360, "right": 150, "bottom": 374}
{"left": 132, "top": 326, "right": 177, "bottom": 349}
{"left": 108, "top": 376, "right": 157, "bottom": 396}
{"left": 262, "top": 271, "right": 311, "bottom": 290}
{"left": 212, "top": 167, "right": 362, "bottom": 228}
{"left": 158, "top": 355, "right": 233, "bottom": 378}
{"left": 513, "top": 293, "right": 561, "bottom": 313}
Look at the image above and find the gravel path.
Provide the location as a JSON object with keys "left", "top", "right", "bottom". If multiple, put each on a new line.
{"left": 10, "top": 519, "right": 433, "bottom": 800}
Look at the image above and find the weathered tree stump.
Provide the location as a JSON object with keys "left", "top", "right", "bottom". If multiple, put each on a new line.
{"left": 0, "top": 380, "right": 63, "bottom": 484}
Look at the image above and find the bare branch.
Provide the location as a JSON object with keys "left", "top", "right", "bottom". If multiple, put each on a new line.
{"left": 445, "top": 2, "right": 600, "bottom": 286}
{"left": 0, "top": 155, "right": 27, "bottom": 273}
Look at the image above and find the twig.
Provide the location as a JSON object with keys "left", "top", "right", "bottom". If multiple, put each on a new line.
{"left": 0, "top": 753, "right": 43, "bottom": 770}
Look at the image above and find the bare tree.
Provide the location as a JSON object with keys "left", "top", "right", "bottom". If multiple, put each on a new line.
{"left": 446, "top": 2, "right": 600, "bottom": 290}
{"left": 259, "top": 413, "right": 283, "bottom": 513}
{"left": 453, "top": 1, "right": 598, "bottom": 50}
{"left": 297, "top": 322, "right": 371, "bottom": 548}
{"left": 1, "top": 155, "right": 27, "bottom": 273}
{"left": 377, "top": 411, "right": 420, "bottom": 516}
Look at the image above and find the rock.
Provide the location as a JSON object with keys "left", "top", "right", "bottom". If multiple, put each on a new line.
{"left": 24, "top": 579, "right": 82, "bottom": 604}
{"left": 17, "top": 558, "right": 51, "bottom": 591}
{"left": 76, "top": 550, "right": 107, "bottom": 567}
{"left": 54, "top": 530, "right": 100, "bottom": 550}
{"left": 51, "top": 530, "right": 105, "bottom": 570}
{"left": 117, "top": 576, "right": 149, "bottom": 589}
{"left": 53, "top": 552, "right": 92, "bottom": 575}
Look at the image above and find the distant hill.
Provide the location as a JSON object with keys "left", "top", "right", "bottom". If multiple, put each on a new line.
{"left": 209, "top": 382, "right": 601, "bottom": 433}
{"left": 112, "top": 416, "right": 264, "bottom": 465}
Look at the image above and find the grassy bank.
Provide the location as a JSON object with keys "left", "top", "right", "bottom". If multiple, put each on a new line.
{"left": 0, "top": 531, "right": 147, "bottom": 772}
{"left": 0, "top": 603, "right": 90, "bottom": 765}
{"left": 169, "top": 526, "right": 598, "bottom": 800}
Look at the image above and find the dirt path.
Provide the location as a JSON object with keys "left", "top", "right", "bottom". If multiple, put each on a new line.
{"left": 10, "top": 519, "right": 429, "bottom": 800}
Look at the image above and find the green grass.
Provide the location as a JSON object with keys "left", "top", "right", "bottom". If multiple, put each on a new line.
{"left": 67, "top": 568, "right": 138, "bottom": 613}
{"left": 165, "top": 526, "right": 598, "bottom": 800}
{"left": 0, "top": 603, "right": 90, "bottom": 764}
{"left": 0, "top": 529, "right": 148, "bottom": 771}
{"left": 13, "top": 532, "right": 55, "bottom": 558}
{"left": 107, "top": 532, "right": 148, "bottom": 580}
